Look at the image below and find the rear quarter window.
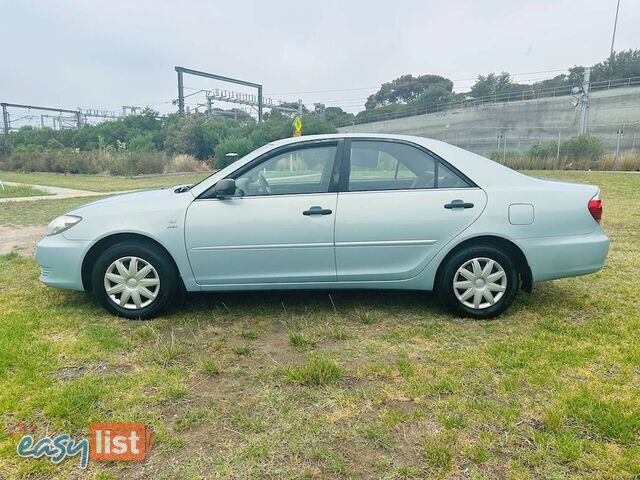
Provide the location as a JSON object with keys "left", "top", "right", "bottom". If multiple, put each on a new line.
{"left": 437, "top": 162, "right": 472, "bottom": 188}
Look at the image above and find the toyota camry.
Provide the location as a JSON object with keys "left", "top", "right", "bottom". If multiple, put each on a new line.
{"left": 35, "top": 134, "right": 609, "bottom": 319}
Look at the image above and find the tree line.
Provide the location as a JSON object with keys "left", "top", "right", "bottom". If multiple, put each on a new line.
{"left": 1, "top": 49, "right": 638, "bottom": 163}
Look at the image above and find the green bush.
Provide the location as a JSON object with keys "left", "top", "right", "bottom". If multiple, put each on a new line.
{"left": 528, "top": 141, "right": 558, "bottom": 159}
{"left": 0, "top": 135, "right": 11, "bottom": 156}
{"left": 104, "top": 152, "right": 168, "bottom": 176}
{"left": 214, "top": 137, "right": 255, "bottom": 169}
{"left": 489, "top": 149, "right": 523, "bottom": 162}
{"left": 560, "top": 135, "right": 605, "bottom": 161}
{"left": 1, "top": 150, "right": 100, "bottom": 174}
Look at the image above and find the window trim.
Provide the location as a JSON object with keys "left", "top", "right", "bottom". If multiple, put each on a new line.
{"left": 339, "top": 138, "right": 477, "bottom": 193}
{"left": 198, "top": 139, "right": 344, "bottom": 199}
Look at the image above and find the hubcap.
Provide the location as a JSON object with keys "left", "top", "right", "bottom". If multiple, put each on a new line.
{"left": 453, "top": 257, "right": 507, "bottom": 310}
{"left": 103, "top": 256, "right": 160, "bottom": 310}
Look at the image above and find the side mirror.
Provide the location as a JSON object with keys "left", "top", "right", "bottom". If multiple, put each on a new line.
{"left": 213, "top": 178, "right": 236, "bottom": 198}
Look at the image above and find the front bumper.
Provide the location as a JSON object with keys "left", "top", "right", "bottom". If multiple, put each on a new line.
{"left": 35, "top": 234, "right": 92, "bottom": 291}
{"left": 520, "top": 229, "right": 610, "bottom": 282}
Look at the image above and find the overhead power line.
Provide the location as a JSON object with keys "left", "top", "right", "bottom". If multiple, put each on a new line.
{"left": 265, "top": 69, "right": 569, "bottom": 96}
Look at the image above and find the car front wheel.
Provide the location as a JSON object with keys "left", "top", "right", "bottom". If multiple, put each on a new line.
{"left": 437, "top": 245, "right": 519, "bottom": 319}
{"left": 92, "top": 241, "right": 178, "bottom": 319}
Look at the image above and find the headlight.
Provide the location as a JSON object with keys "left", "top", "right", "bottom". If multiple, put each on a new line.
{"left": 46, "top": 215, "right": 82, "bottom": 236}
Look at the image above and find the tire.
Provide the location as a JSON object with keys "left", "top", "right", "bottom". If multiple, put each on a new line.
{"left": 92, "top": 240, "right": 178, "bottom": 320}
{"left": 437, "top": 244, "right": 519, "bottom": 320}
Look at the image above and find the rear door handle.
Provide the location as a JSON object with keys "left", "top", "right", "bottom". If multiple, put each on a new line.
{"left": 303, "top": 206, "right": 333, "bottom": 216}
{"left": 444, "top": 199, "right": 474, "bottom": 209}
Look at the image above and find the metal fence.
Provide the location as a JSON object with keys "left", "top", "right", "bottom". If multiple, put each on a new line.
{"left": 336, "top": 76, "right": 640, "bottom": 128}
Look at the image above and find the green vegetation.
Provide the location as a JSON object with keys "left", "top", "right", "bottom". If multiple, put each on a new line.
{"left": 3, "top": 50, "right": 638, "bottom": 176}
{"left": 0, "top": 109, "right": 337, "bottom": 175}
{"left": 489, "top": 137, "right": 640, "bottom": 171}
{"left": 0, "top": 172, "right": 638, "bottom": 478}
{"left": 525, "top": 134, "right": 606, "bottom": 162}
{"left": 284, "top": 354, "right": 344, "bottom": 385}
{"left": 0, "top": 184, "right": 51, "bottom": 199}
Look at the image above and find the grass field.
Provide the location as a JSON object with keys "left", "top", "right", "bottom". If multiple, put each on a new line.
{"left": 0, "top": 171, "right": 638, "bottom": 478}
{"left": 0, "top": 184, "right": 52, "bottom": 199}
{"left": 0, "top": 196, "right": 106, "bottom": 227}
{"left": 0, "top": 171, "right": 210, "bottom": 192}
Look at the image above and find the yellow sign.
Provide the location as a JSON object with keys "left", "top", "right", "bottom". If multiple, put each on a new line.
{"left": 293, "top": 117, "right": 302, "bottom": 137}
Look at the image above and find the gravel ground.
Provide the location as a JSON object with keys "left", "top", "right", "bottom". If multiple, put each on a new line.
{"left": 0, "top": 226, "right": 46, "bottom": 256}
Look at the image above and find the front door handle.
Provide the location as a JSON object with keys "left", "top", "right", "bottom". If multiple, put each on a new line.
{"left": 444, "top": 199, "right": 474, "bottom": 209}
{"left": 303, "top": 206, "right": 333, "bottom": 216}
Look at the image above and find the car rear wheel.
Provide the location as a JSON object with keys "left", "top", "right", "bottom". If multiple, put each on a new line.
{"left": 437, "top": 245, "right": 519, "bottom": 319}
{"left": 92, "top": 241, "right": 178, "bottom": 319}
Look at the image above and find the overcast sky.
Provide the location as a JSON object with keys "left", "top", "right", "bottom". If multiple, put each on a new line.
{"left": 1, "top": 0, "right": 638, "bottom": 119}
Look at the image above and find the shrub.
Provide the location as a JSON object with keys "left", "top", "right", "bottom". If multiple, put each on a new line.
{"left": 0, "top": 134, "right": 12, "bottom": 156}
{"left": 106, "top": 152, "right": 168, "bottom": 176}
{"left": 128, "top": 133, "right": 158, "bottom": 152}
{"left": 528, "top": 140, "right": 558, "bottom": 159}
{"left": 616, "top": 152, "right": 640, "bottom": 171}
{"left": 1, "top": 150, "right": 101, "bottom": 174}
{"left": 489, "top": 149, "right": 523, "bottom": 163}
{"left": 164, "top": 154, "right": 209, "bottom": 174}
{"left": 214, "top": 137, "right": 255, "bottom": 169}
{"left": 560, "top": 134, "right": 605, "bottom": 161}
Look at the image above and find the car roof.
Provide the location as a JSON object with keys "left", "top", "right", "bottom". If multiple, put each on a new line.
{"left": 266, "top": 133, "right": 533, "bottom": 188}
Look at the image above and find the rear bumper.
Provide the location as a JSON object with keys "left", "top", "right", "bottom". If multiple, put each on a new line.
{"left": 35, "top": 234, "right": 91, "bottom": 291}
{"left": 520, "top": 230, "right": 609, "bottom": 282}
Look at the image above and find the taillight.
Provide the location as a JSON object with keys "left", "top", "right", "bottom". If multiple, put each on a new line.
{"left": 588, "top": 198, "right": 602, "bottom": 223}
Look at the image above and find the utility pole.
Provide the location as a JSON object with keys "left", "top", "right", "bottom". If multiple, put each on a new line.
{"left": 1, "top": 104, "right": 9, "bottom": 134}
{"left": 578, "top": 67, "right": 591, "bottom": 135}
{"left": 609, "top": 0, "right": 621, "bottom": 79}
{"left": 556, "top": 131, "right": 561, "bottom": 161}
{"left": 176, "top": 68, "right": 185, "bottom": 115}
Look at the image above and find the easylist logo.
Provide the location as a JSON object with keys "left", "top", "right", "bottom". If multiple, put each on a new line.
{"left": 90, "top": 422, "right": 155, "bottom": 462}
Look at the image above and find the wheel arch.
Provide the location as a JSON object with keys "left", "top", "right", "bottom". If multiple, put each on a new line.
{"left": 435, "top": 235, "right": 532, "bottom": 293}
{"left": 81, "top": 232, "right": 182, "bottom": 292}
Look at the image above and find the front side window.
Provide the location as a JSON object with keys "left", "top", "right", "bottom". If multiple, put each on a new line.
{"left": 233, "top": 144, "right": 337, "bottom": 196}
{"left": 348, "top": 141, "right": 436, "bottom": 191}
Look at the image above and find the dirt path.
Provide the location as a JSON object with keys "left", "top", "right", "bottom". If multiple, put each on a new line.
{"left": 0, "top": 226, "right": 47, "bottom": 257}
{"left": 0, "top": 181, "right": 133, "bottom": 203}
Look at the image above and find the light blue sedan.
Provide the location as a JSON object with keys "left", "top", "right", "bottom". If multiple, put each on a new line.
{"left": 35, "top": 134, "right": 609, "bottom": 319}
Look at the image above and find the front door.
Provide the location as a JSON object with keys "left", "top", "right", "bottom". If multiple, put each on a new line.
{"left": 334, "top": 139, "right": 487, "bottom": 281}
{"left": 185, "top": 141, "right": 341, "bottom": 286}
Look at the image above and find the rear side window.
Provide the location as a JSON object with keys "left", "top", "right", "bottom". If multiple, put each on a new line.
{"left": 347, "top": 140, "right": 472, "bottom": 191}
{"left": 348, "top": 141, "right": 436, "bottom": 191}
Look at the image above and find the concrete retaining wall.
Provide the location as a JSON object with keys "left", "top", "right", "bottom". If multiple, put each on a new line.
{"left": 338, "top": 87, "right": 640, "bottom": 154}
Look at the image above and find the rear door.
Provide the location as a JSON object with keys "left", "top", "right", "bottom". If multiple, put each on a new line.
{"left": 334, "top": 139, "right": 487, "bottom": 281}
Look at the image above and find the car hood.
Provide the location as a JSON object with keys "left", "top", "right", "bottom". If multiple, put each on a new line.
{"left": 69, "top": 186, "right": 194, "bottom": 214}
